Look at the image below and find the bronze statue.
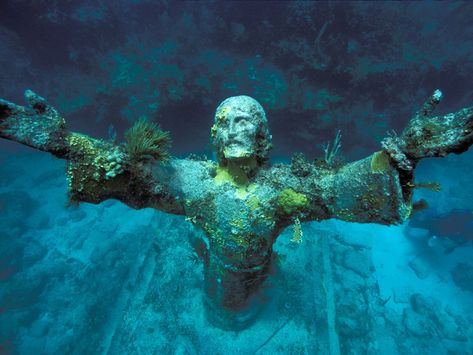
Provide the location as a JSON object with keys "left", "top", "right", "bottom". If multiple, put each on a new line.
{"left": 1, "top": 89, "right": 472, "bottom": 329}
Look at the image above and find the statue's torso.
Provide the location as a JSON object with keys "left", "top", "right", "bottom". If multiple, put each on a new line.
{"left": 190, "top": 162, "right": 280, "bottom": 267}
{"left": 155, "top": 159, "right": 283, "bottom": 266}
{"left": 153, "top": 157, "right": 328, "bottom": 267}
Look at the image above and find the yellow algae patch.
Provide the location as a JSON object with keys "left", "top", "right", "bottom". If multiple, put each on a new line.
{"left": 277, "top": 188, "right": 309, "bottom": 215}
{"left": 214, "top": 165, "right": 235, "bottom": 185}
{"left": 235, "top": 183, "right": 256, "bottom": 199}
{"left": 214, "top": 165, "right": 250, "bottom": 187}
{"left": 371, "top": 151, "right": 390, "bottom": 174}
{"left": 246, "top": 194, "right": 260, "bottom": 211}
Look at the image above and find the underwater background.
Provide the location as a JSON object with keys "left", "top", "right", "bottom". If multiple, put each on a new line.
{"left": 0, "top": 1, "right": 473, "bottom": 354}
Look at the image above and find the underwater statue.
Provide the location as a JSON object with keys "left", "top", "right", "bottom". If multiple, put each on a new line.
{"left": 1, "top": 90, "right": 472, "bottom": 329}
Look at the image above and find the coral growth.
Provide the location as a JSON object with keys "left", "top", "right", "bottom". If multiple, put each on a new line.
{"left": 124, "top": 117, "right": 171, "bottom": 162}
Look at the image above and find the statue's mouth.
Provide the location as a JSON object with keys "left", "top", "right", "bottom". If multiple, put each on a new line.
{"left": 227, "top": 141, "right": 245, "bottom": 147}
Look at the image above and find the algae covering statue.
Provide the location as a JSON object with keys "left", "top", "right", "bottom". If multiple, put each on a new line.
{"left": 1, "top": 90, "right": 472, "bottom": 329}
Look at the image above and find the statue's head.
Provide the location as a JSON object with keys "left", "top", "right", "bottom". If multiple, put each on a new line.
{"left": 211, "top": 96, "right": 272, "bottom": 167}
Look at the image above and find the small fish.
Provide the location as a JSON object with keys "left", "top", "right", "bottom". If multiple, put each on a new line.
{"left": 290, "top": 218, "right": 303, "bottom": 244}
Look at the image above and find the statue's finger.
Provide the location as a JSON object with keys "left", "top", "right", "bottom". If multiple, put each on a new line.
{"left": 416, "top": 89, "right": 443, "bottom": 118}
{"left": 0, "top": 98, "right": 25, "bottom": 120}
{"left": 24, "top": 89, "right": 50, "bottom": 114}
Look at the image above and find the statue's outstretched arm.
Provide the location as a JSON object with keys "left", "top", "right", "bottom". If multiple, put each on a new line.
{"left": 325, "top": 90, "right": 473, "bottom": 225}
{"left": 322, "top": 151, "right": 413, "bottom": 225}
{"left": 0, "top": 90, "right": 185, "bottom": 214}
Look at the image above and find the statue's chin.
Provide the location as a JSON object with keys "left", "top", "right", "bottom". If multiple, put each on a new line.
{"left": 224, "top": 147, "right": 253, "bottom": 160}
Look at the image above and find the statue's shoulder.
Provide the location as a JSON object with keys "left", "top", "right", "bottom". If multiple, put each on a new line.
{"left": 153, "top": 156, "right": 216, "bottom": 183}
{"left": 255, "top": 163, "right": 292, "bottom": 188}
{"left": 159, "top": 157, "right": 217, "bottom": 198}
{"left": 255, "top": 158, "right": 327, "bottom": 192}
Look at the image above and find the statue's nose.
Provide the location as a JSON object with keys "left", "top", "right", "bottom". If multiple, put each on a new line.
{"left": 228, "top": 121, "right": 238, "bottom": 135}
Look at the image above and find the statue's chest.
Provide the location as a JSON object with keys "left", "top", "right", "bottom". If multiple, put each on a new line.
{"left": 214, "top": 188, "right": 275, "bottom": 236}
{"left": 187, "top": 183, "right": 278, "bottom": 248}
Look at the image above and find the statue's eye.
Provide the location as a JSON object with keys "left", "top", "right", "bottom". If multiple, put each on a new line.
{"left": 234, "top": 116, "right": 248, "bottom": 124}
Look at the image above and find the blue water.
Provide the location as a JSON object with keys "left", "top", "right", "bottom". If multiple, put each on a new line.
{"left": 1, "top": 2, "right": 473, "bottom": 354}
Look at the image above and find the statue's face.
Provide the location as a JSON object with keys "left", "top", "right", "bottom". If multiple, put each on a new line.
{"left": 215, "top": 106, "right": 258, "bottom": 161}
{"left": 213, "top": 95, "right": 271, "bottom": 165}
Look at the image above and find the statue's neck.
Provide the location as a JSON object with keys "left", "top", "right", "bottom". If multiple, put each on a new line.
{"left": 216, "top": 157, "right": 258, "bottom": 186}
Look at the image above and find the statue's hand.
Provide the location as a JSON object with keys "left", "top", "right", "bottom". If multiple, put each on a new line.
{"left": 382, "top": 90, "right": 473, "bottom": 171}
{"left": 0, "top": 90, "right": 66, "bottom": 151}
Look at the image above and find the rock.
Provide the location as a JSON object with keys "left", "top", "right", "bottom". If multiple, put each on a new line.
{"left": 392, "top": 288, "right": 409, "bottom": 304}
{"left": 405, "top": 226, "right": 429, "bottom": 239}
{"left": 69, "top": 209, "right": 87, "bottom": 223}
{"left": 337, "top": 315, "right": 367, "bottom": 337}
{"left": 409, "top": 293, "right": 434, "bottom": 314}
{"left": 408, "top": 257, "right": 430, "bottom": 279}
{"left": 342, "top": 249, "right": 373, "bottom": 278}
{"left": 407, "top": 293, "right": 469, "bottom": 342}
{"left": 451, "top": 262, "right": 473, "bottom": 293}
{"left": 402, "top": 308, "right": 431, "bottom": 338}
{"left": 335, "top": 233, "right": 373, "bottom": 250}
